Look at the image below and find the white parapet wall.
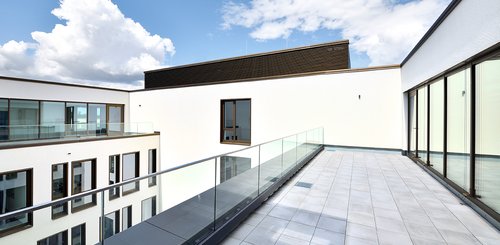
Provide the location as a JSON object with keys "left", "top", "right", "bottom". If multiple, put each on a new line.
{"left": 130, "top": 66, "right": 403, "bottom": 169}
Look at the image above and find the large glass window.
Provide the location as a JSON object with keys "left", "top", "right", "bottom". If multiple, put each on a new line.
{"left": 109, "top": 155, "right": 120, "bottom": 199}
{"left": 0, "top": 169, "right": 32, "bottom": 234}
{"left": 475, "top": 55, "right": 500, "bottom": 213}
{"left": 148, "top": 149, "right": 157, "bottom": 187}
{"left": 409, "top": 92, "right": 417, "bottom": 156}
{"left": 71, "top": 160, "right": 96, "bottom": 211}
{"left": 122, "top": 152, "right": 139, "bottom": 195}
{"left": 9, "top": 100, "right": 39, "bottom": 140}
{"left": 102, "top": 210, "right": 119, "bottom": 239}
{"left": 122, "top": 206, "right": 132, "bottom": 231}
{"left": 88, "top": 104, "right": 106, "bottom": 136}
{"left": 71, "top": 223, "right": 86, "bottom": 245}
{"left": 52, "top": 163, "right": 68, "bottom": 218}
{"left": 0, "top": 99, "right": 8, "bottom": 140}
{"left": 37, "top": 230, "right": 68, "bottom": 245}
{"left": 141, "top": 196, "right": 156, "bottom": 221}
{"left": 429, "top": 80, "right": 444, "bottom": 174}
{"left": 447, "top": 68, "right": 471, "bottom": 191}
{"left": 66, "top": 103, "right": 87, "bottom": 135}
{"left": 221, "top": 99, "right": 251, "bottom": 144}
{"left": 417, "top": 87, "right": 428, "bottom": 162}
{"left": 40, "top": 101, "right": 65, "bottom": 139}
{"left": 107, "top": 105, "right": 123, "bottom": 135}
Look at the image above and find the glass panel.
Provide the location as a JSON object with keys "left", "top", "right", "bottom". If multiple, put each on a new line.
{"left": 259, "top": 139, "right": 283, "bottom": 193}
{"left": 409, "top": 92, "right": 417, "bottom": 156}
{"left": 235, "top": 100, "right": 250, "bottom": 142}
{"left": 109, "top": 155, "right": 120, "bottom": 199}
{"left": 148, "top": 149, "right": 157, "bottom": 186}
{"left": 160, "top": 159, "right": 215, "bottom": 241}
{"left": 88, "top": 104, "right": 107, "bottom": 136}
{"left": 283, "top": 135, "right": 298, "bottom": 171}
{"left": 215, "top": 147, "right": 258, "bottom": 228}
{"left": 122, "top": 206, "right": 132, "bottom": 231}
{"left": 447, "top": 68, "right": 471, "bottom": 191}
{"left": 51, "top": 163, "right": 67, "bottom": 217}
{"left": 141, "top": 196, "right": 156, "bottom": 221}
{"left": 66, "top": 103, "right": 87, "bottom": 135}
{"left": 40, "top": 101, "right": 65, "bottom": 139}
{"left": 0, "top": 99, "right": 9, "bottom": 140}
{"left": 108, "top": 105, "right": 123, "bottom": 134}
{"left": 71, "top": 223, "right": 86, "bottom": 245}
{"left": 417, "top": 86, "right": 428, "bottom": 162}
{"left": 429, "top": 80, "right": 444, "bottom": 174}
{"left": 37, "top": 230, "right": 67, "bottom": 245}
{"left": 223, "top": 101, "right": 233, "bottom": 129}
{"left": 475, "top": 57, "right": 500, "bottom": 212}
{"left": 72, "top": 160, "right": 95, "bottom": 210}
{"left": 122, "top": 153, "right": 139, "bottom": 194}
{"left": 9, "top": 99, "right": 39, "bottom": 140}
{"left": 0, "top": 170, "right": 31, "bottom": 232}
{"left": 297, "top": 132, "right": 307, "bottom": 162}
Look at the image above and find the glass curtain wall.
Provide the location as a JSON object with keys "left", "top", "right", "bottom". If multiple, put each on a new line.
{"left": 409, "top": 92, "right": 417, "bottom": 156}
{"left": 429, "top": 80, "right": 444, "bottom": 174}
{"left": 417, "top": 87, "right": 428, "bottom": 162}
{"left": 0, "top": 99, "right": 7, "bottom": 140}
{"left": 475, "top": 56, "right": 500, "bottom": 213}
{"left": 40, "top": 102, "right": 65, "bottom": 138}
{"left": 66, "top": 103, "right": 87, "bottom": 135}
{"left": 447, "top": 68, "right": 471, "bottom": 191}
{"left": 9, "top": 100, "right": 39, "bottom": 140}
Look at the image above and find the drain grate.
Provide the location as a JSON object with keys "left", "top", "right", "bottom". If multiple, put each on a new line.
{"left": 295, "top": 181, "right": 313, "bottom": 189}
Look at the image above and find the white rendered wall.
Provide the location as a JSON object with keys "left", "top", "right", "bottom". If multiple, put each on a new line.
{"left": 130, "top": 67, "right": 403, "bottom": 170}
{"left": 0, "top": 135, "right": 160, "bottom": 245}
{"left": 401, "top": 0, "right": 500, "bottom": 92}
{"left": 0, "top": 78, "right": 131, "bottom": 124}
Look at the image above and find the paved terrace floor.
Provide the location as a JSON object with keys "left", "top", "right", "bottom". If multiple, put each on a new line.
{"left": 222, "top": 148, "right": 500, "bottom": 245}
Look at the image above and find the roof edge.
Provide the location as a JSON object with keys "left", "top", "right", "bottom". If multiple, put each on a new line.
{"left": 132, "top": 64, "right": 400, "bottom": 92}
{"left": 0, "top": 75, "right": 131, "bottom": 92}
{"left": 144, "top": 40, "right": 350, "bottom": 74}
{"left": 400, "top": 0, "right": 462, "bottom": 66}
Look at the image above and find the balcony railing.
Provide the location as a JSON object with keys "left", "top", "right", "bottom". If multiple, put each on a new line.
{"left": 0, "top": 122, "right": 155, "bottom": 143}
{"left": 0, "top": 127, "right": 324, "bottom": 244}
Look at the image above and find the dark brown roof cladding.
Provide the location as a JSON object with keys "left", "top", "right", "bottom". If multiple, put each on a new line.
{"left": 144, "top": 40, "right": 350, "bottom": 89}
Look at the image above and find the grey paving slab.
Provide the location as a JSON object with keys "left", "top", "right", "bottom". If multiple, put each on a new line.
{"left": 224, "top": 149, "right": 500, "bottom": 245}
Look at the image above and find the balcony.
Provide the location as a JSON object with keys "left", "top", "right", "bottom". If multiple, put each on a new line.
{"left": 0, "top": 122, "right": 155, "bottom": 149}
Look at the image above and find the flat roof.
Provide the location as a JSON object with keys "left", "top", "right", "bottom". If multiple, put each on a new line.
{"left": 0, "top": 75, "right": 130, "bottom": 92}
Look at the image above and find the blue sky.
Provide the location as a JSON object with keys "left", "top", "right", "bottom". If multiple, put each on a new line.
{"left": 0, "top": 0, "right": 450, "bottom": 89}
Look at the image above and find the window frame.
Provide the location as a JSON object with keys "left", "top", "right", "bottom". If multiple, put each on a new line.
{"left": 0, "top": 168, "right": 33, "bottom": 237}
{"left": 141, "top": 196, "right": 156, "bottom": 221}
{"left": 71, "top": 223, "right": 86, "bottom": 245}
{"left": 148, "top": 149, "right": 157, "bottom": 187}
{"left": 108, "top": 155, "right": 120, "bottom": 200}
{"left": 121, "top": 152, "right": 140, "bottom": 195}
{"left": 122, "top": 205, "right": 132, "bottom": 231}
{"left": 51, "top": 163, "right": 68, "bottom": 219}
{"left": 220, "top": 98, "right": 251, "bottom": 145}
{"left": 37, "top": 229, "right": 68, "bottom": 245}
{"left": 71, "top": 159, "right": 97, "bottom": 212}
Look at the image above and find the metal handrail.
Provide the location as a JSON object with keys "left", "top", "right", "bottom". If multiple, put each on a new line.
{"left": 0, "top": 127, "right": 323, "bottom": 220}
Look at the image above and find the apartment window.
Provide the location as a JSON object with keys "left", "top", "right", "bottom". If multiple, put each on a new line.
{"left": 0, "top": 99, "right": 9, "bottom": 140}
{"left": 221, "top": 99, "right": 251, "bottom": 144}
{"left": 66, "top": 103, "right": 87, "bottom": 135}
{"left": 52, "top": 163, "right": 68, "bottom": 218}
{"left": 122, "top": 206, "right": 132, "bottom": 231}
{"left": 71, "top": 159, "right": 96, "bottom": 212}
{"left": 0, "top": 169, "right": 33, "bottom": 235}
{"left": 71, "top": 223, "right": 86, "bottom": 245}
{"left": 122, "top": 152, "right": 139, "bottom": 195}
{"left": 107, "top": 105, "right": 124, "bottom": 135}
{"left": 141, "top": 196, "right": 156, "bottom": 221}
{"left": 148, "top": 149, "right": 157, "bottom": 187}
{"left": 9, "top": 99, "right": 39, "bottom": 140}
{"left": 40, "top": 101, "right": 65, "bottom": 139}
{"left": 220, "top": 156, "right": 251, "bottom": 183}
{"left": 101, "top": 210, "right": 119, "bottom": 239}
{"left": 109, "top": 155, "right": 120, "bottom": 199}
{"left": 88, "top": 104, "right": 107, "bottom": 135}
{"left": 37, "top": 230, "right": 68, "bottom": 245}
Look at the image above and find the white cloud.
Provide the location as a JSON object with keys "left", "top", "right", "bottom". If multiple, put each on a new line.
{"left": 0, "top": 0, "right": 175, "bottom": 89}
{"left": 222, "top": 0, "right": 450, "bottom": 66}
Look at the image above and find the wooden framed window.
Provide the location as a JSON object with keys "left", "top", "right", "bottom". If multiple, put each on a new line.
{"left": 221, "top": 99, "right": 251, "bottom": 145}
